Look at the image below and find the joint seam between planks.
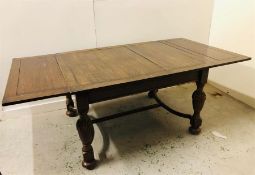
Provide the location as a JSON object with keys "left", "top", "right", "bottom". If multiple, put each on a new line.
{"left": 55, "top": 55, "right": 72, "bottom": 94}
{"left": 125, "top": 45, "right": 167, "bottom": 70}
{"left": 160, "top": 40, "right": 238, "bottom": 61}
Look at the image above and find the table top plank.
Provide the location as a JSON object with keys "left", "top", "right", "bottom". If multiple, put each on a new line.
{"left": 56, "top": 46, "right": 163, "bottom": 92}
{"left": 2, "top": 38, "right": 251, "bottom": 106}
{"left": 3, "top": 59, "right": 21, "bottom": 100}
{"left": 2, "top": 55, "right": 69, "bottom": 105}
{"left": 161, "top": 38, "right": 248, "bottom": 64}
{"left": 127, "top": 41, "right": 217, "bottom": 70}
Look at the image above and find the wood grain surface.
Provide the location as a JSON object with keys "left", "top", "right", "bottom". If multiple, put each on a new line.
{"left": 2, "top": 55, "right": 69, "bottom": 105}
{"left": 56, "top": 46, "right": 162, "bottom": 92}
{"left": 2, "top": 38, "right": 251, "bottom": 106}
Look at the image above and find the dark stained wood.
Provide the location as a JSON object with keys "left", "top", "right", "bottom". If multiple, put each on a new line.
{"left": 56, "top": 39, "right": 250, "bottom": 93}
{"left": 91, "top": 103, "right": 161, "bottom": 124}
{"left": 86, "top": 69, "right": 199, "bottom": 104}
{"left": 127, "top": 41, "right": 215, "bottom": 70}
{"left": 148, "top": 89, "right": 158, "bottom": 98}
{"left": 56, "top": 46, "right": 163, "bottom": 92}
{"left": 161, "top": 38, "right": 250, "bottom": 66}
{"left": 17, "top": 55, "right": 67, "bottom": 94}
{"left": 75, "top": 93, "right": 96, "bottom": 170}
{"left": 2, "top": 38, "right": 251, "bottom": 106}
{"left": 152, "top": 92, "right": 192, "bottom": 119}
{"left": 189, "top": 69, "right": 209, "bottom": 135}
{"left": 66, "top": 94, "right": 78, "bottom": 117}
{"left": 2, "top": 55, "right": 69, "bottom": 106}
{"left": 2, "top": 38, "right": 251, "bottom": 170}
{"left": 164, "top": 38, "right": 237, "bottom": 60}
{"left": 3, "top": 58, "right": 21, "bottom": 101}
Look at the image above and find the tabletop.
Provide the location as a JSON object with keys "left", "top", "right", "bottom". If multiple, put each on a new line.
{"left": 2, "top": 38, "right": 251, "bottom": 106}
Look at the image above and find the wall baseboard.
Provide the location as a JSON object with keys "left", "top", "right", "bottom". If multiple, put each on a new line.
{"left": 209, "top": 80, "right": 255, "bottom": 109}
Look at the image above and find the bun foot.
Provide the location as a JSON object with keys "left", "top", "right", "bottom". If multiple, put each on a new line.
{"left": 66, "top": 108, "right": 78, "bottom": 117}
{"left": 189, "top": 127, "right": 201, "bottom": 135}
{"left": 66, "top": 94, "right": 78, "bottom": 117}
{"left": 82, "top": 160, "right": 97, "bottom": 170}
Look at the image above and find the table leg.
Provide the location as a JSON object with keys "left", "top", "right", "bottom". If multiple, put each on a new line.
{"left": 76, "top": 94, "right": 96, "bottom": 170}
{"left": 148, "top": 89, "right": 158, "bottom": 98}
{"left": 189, "top": 69, "right": 208, "bottom": 135}
{"left": 66, "top": 94, "right": 78, "bottom": 117}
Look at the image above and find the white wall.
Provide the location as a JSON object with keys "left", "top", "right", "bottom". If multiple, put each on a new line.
{"left": 209, "top": 0, "right": 255, "bottom": 108}
{"left": 0, "top": 0, "right": 97, "bottom": 111}
{"left": 94, "top": 0, "right": 214, "bottom": 47}
{"left": 0, "top": 0, "right": 214, "bottom": 111}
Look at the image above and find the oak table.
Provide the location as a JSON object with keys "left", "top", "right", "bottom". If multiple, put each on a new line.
{"left": 2, "top": 38, "right": 251, "bottom": 170}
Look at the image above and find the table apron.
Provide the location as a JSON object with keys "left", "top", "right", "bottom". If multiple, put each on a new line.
{"left": 78, "top": 69, "right": 207, "bottom": 104}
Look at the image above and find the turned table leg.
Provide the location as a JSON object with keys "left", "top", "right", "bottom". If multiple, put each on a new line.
{"left": 76, "top": 94, "right": 96, "bottom": 170}
{"left": 189, "top": 69, "right": 208, "bottom": 135}
{"left": 66, "top": 94, "right": 78, "bottom": 117}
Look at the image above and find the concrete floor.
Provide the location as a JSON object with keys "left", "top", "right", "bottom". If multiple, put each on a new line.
{"left": 1, "top": 83, "right": 255, "bottom": 175}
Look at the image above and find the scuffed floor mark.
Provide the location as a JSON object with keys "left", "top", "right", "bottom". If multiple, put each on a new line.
{"left": 210, "top": 92, "right": 223, "bottom": 97}
{"left": 176, "top": 135, "right": 184, "bottom": 139}
{"left": 142, "top": 143, "right": 158, "bottom": 157}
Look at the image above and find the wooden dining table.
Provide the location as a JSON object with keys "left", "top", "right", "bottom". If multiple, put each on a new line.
{"left": 2, "top": 38, "right": 251, "bottom": 170}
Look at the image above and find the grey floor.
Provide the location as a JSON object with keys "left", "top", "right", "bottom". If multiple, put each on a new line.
{"left": 1, "top": 83, "right": 255, "bottom": 175}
